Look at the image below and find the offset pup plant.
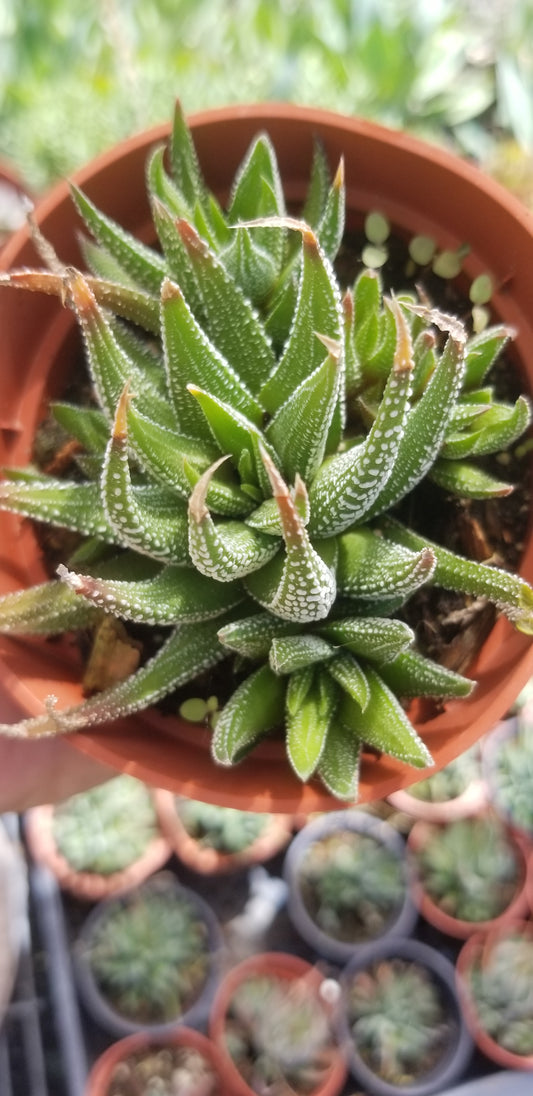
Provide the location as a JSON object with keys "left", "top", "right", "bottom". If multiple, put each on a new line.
{"left": 0, "top": 101, "right": 533, "bottom": 802}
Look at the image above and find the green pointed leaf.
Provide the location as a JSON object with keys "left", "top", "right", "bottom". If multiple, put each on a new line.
{"left": 150, "top": 200, "right": 204, "bottom": 315}
{"left": 463, "top": 324, "right": 515, "bottom": 389}
{"left": 440, "top": 396, "right": 531, "bottom": 459}
{"left": 0, "top": 578, "right": 101, "bottom": 635}
{"left": 364, "top": 314, "right": 467, "bottom": 519}
{"left": 66, "top": 272, "right": 174, "bottom": 426}
{"left": 101, "top": 387, "right": 189, "bottom": 563}
{"left": 269, "top": 634, "right": 334, "bottom": 674}
{"left": 221, "top": 226, "right": 278, "bottom": 305}
{"left": 380, "top": 516, "right": 533, "bottom": 634}
{"left": 169, "top": 100, "right": 210, "bottom": 216}
{"left": 188, "top": 385, "right": 276, "bottom": 494}
{"left": 411, "top": 330, "right": 437, "bottom": 398}
{"left": 259, "top": 226, "right": 343, "bottom": 414}
{"left": 147, "top": 144, "right": 193, "bottom": 222}
{"left": 316, "top": 158, "right": 345, "bottom": 261}
{"left": 0, "top": 474, "right": 112, "bottom": 540}
{"left": 177, "top": 219, "right": 276, "bottom": 391}
{"left": 430, "top": 458, "right": 513, "bottom": 498}
{"left": 343, "top": 289, "right": 362, "bottom": 395}
{"left": 58, "top": 561, "right": 243, "bottom": 625}
{"left": 309, "top": 298, "right": 415, "bottom": 536}
{"left": 188, "top": 458, "right": 280, "bottom": 580}
{"left": 211, "top": 664, "right": 286, "bottom": 764}
{"left": 246, "top": 477, "right": 310, "bottom": 535}
{"left": 0, "top": 617, "right": 228, "bottom": 739}
{"left": 353, "top": 268, "right": 381, "bottom": 364}
{"left": 378, "top": 649, "right": 474, "bottom": 698}
{"left": 70, "top": 184, "right": 166, "bottom": 294}
{"left": 339, "top": 666, "right": 434, "bottom": 769}
{"left": 218, "top": 612, "right": 299, "bottom": 659}
{"left": 161, "top": 278, "right": 263, "bottom": 434}
{"left": 318, "top": 720, "right": 362, "bottom": 801}
{"left": 326, "top": 651, "right": 370, "bottom": 709}
{"left": 51, "top": 404, "right": 109, "bottom": 460}
{"left": 336, "top": 528, "right": 435, "bottom": 600}
{"left": 286, "top": 669, "right": 337, "bottom": 781}
{"left": 266, "top": 340, "right": 341, "bottom": 482}
{"left": 228, "top": 134, "right": 286, "bottom": 271}
{"left": 244, "top": 453, "right": 336, "bottom": 622}
{"left": 5, "top": 268, "right": 160, "bottom": 335}
{"left": 320, "top": 616, "right": 414, "bottom": 662}
{"left": 301, "top": 140, "right": 331, "bottom": 228}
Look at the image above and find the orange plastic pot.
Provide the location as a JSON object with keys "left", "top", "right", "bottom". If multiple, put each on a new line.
{"left": 24, "top": 799, "right": 171, "bottom": 902}
{"left": 153, "top": 790, "right": 292, "bottom": 875}
{"left": 208, "top": 950, "right": 348, "bottom": 1096}
{"left": 456, "top": 919, "right": 533, "bottom": 1071}
{"left": 85, "top": 1026, "right": 230, "bottom": 1096}
{"left": 1, "top": 104, "right": 533, "bottom": 813}
{"left": 407, "top": 814, "right": 530, "bottom": 939}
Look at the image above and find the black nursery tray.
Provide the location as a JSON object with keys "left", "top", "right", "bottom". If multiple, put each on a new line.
{"left": 0, "top": 811, "right": 526, "bottom": 1096}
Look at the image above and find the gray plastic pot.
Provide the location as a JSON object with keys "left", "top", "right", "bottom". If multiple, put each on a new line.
{"left": 338, "top": 936, "right": 473, "bottom": 1096}
{"left": 283, "top": 809, "right": 418, "bottom": 963}
{"left": 72, "top": 871, "right": 224, "bottom": 1039}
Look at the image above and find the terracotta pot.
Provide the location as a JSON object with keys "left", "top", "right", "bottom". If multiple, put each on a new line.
{"left": 339, "top": 937, "right": 473, "bottom": 1096}
{"left": 456, "top": 919, "right": 533, "bottom": 1071}
{"left": 153, "top": 790, "right": 292, "bottom": 875}
{"left": 2, "top": 104, "right": 533, "bottom": 813}
{"left": 407, "top": 813, "right": 530, "bottom": 939}
{"left": 387, "top": 747, "right": 488, "bottom": 824}
{"left": 283, "top": 809, "right": 418, "bottom": 963}
{"left": 24, "top": 797, "right": 171, "bottom": 902}
{"left": 209, "top": 950, "right": 348, "bottom": 1096}
{"left": 73, "top": 873, "right": 224, "bottom": 1038}
{"left": 85, "top": 1026, "right": 229, "bottom": 1096}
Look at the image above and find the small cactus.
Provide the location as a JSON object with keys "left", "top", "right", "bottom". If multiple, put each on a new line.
{"left": 0, "top": 100, "right": 532, "bottom": 801}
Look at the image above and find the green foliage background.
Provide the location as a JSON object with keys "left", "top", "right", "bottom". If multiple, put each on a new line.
{"left": 1, "top": 0, "right": 533, "bottom": 192}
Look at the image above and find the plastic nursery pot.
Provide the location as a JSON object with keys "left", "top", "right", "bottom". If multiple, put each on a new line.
{"left": 387, "top": 743, "right": 488, "bottom": 823}
{"left": 407, "top": 812, "right": 530, "bottom": 940}
{"left": 2, "top": 104, "right": 533, "bottom": 815}
{"left": 456, "top": 919, "right": 533, "bottom": 1071}
{"left": 72, "top": 872, "right": 224, "bottom": 1039}
{"left": 482, "top": 714, "right": 533, "bottom": 841}
{"left": 339, "top": 937, "right": 473, "bottom": 1096}
{"left": 85, "top": 1026, "right": 229, "bottom": 1096}
{"left": 283, "top": 809, "right": 418, "bottom": 963}
{"left": 152, "top": 790, "right": 293, "bottom": 875}
{"left": 208, "top": 950, "right": 348, "bottom": 1096}
{"left": 23, "top": 782, "right": 171, "bottom": 902}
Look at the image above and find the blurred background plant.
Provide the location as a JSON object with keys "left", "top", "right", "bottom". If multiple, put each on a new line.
{"left": 1, "top": 0, "right": 533, "bottom": 194}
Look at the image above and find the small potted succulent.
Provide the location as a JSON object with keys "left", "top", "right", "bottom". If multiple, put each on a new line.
{"left": 456, "top": 920, "right": 533, "bottom": 1071}
{"left": 73, "top": 871, "right": 223, "bottom": 1038}
{"left": 153, "top": 791, "right": 292, "bottom": 874}
{"left": 1, "top": 102, "right": 533, "bottom": 813}
{"left": 209, "top": 951, "right": 347, "bottom": 1096}
{"left": 24, "top": 773, "right": 171, "bottom": 900}
{"left": 482, "top": 708, "right": 533, "bottom": 840}
{"left": 85, "top": 1026, "right": 228, "bottom": 1096}
{"left": 407, "top": 812, "right": 529, "bottom": 938}
{"left": 339, "top": 937, "right": 473, "bottom": 1096}
{"left": 387, "top": 743, "right": 487, "bottom": 823}
{"left": 283, "top": 809, "right": 417, "bottom": 963}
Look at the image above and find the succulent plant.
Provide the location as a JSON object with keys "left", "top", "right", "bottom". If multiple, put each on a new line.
{"left": 176, "top": 798, "right": 270, "bottom": 853}
{"left": 1, "top": 100, "right": 533, "bottom": 801}
{"left": 412, "top": 814, "right": 521, "bottom": 922}
{"left": 406, "top": 742, "right": 482, "bottom": 803}
{"left": 345, "top": 956, "right": 455, "bottom": 1085}
{"left": 466, "top": 930, "right": 533, "bottom": 1057}
{"left": 79, "top": 873, "right": 211, "bottom": 1025}
{"left": 52, "top": 773, "right": 160, "bottom": 874}
{"left": 107, "top": 1044, "right": 220, "bottom": 1096}
{"left": 486, "top": 716, "right": 533, "bottom": 834}
{"left": 297, "top": 828, "right": 406, "bottom": 943}
{"left": 226, "top": 970, "right": 335, "bottom": 1095}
